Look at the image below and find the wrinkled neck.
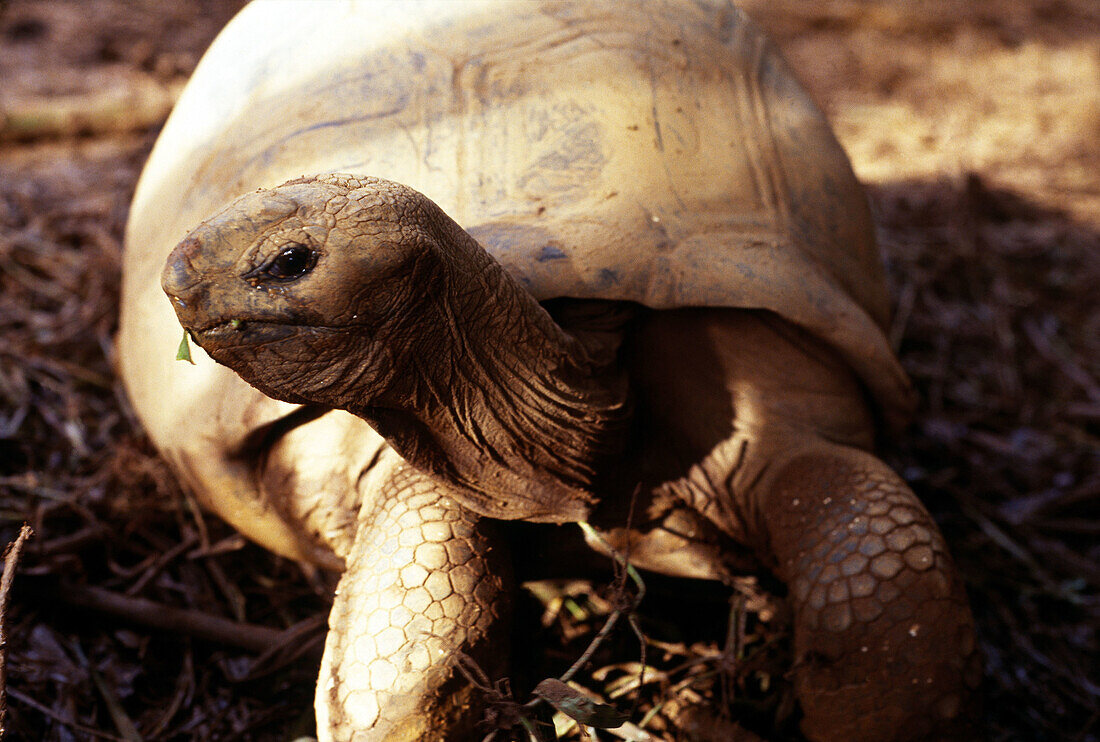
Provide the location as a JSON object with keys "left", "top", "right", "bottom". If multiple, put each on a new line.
{"left": 353, "top": 226, "right": 629, "bottom": 523}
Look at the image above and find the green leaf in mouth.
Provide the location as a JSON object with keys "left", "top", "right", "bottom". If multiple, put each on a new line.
{"left": 175, "top": 329, "right": 194, "bottom": 364}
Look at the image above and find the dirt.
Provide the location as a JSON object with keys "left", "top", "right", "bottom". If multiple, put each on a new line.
{"left": 1, "top": 1, "right": 1097, "bottom": 740}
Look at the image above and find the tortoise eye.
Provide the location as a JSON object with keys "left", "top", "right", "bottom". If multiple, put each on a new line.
{"left": 266, "top": 244, "right": 314, "bottom": 279}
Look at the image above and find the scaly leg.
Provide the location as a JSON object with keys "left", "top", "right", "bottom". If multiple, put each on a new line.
{"left": 752, "top": 444, "right": 982, "bottom": 741}
{"left": 316, "top": 451, "right": 510, "bottom": 742}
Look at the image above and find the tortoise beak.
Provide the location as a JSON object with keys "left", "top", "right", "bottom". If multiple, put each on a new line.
{"left": 162, "top": 235, "right": 210, "bottom": 330}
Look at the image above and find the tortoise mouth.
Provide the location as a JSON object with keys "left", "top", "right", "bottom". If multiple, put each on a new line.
{"left": 189, "top": 318, "right": 361, "bottom": 351}
{"left": 191, "top": 318, "right": 300, "bottom": 348}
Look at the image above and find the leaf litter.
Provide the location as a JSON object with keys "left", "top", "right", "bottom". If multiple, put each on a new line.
{"left": 1, "top": 0, "right": 1097, "bottom": 740}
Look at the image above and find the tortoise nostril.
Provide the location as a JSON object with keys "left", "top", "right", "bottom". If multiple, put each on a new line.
{"left": 162, "top": 236, "right": 205, "bottom": 297}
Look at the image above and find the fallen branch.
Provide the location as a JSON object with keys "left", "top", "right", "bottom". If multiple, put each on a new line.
{"left": 1, "top": 524, "right": 34, "bottom": 738}
{"left": 53, "top": 583, "right": 283, "bottom": 653}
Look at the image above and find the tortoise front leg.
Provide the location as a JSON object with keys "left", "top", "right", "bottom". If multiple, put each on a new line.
{"left": 751, "top": 443, "right": 982, "bottom": 742}
{"left": 316, "top": 451, "right": 510, "bottom": 742}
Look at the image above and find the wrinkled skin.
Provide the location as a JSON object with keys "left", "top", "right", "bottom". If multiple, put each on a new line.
{"left": 164, "top": 175, "right": 628, "bottom": 522}
{"left": 163, "top": 174, "right": 982, "bottom": 742}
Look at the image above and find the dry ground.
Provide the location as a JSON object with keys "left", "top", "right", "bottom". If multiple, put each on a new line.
{"left": 1, "top": 1, "right": 1097, "bottom": 740}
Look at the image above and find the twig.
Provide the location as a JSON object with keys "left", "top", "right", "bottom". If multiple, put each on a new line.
{"left": 625, "top": 613, "right": 647, "bottom": 719}
{"left": 69, "top": 639, "right": 142, "bottom": 742}
{"left": 0, "top": 524, "right": 34, "bottom": 738}
{"left": 1022, "top": 317, "right": 1100, "bottom": 402}
{"left": 33, "top": 524, "right": 107, "bottom": 557}
{"left": 513, "top": 522, "right": 650, "bottom": 734}
{"left": 5, "top": 688, "right": 123, "bottom": 741}
{"left": 52, "top": 583, "right": 282, "bottom": 653}
{"left": 124, "top": 531, "right": 199, "bottom": 595}
{"left": 719, "top": 592, "right": 748, "bottom": 709}
{"left": 561, "top": 522, "right": 647, "bottom": 685}
{"left": 576, "top": 522, "right": 646, "bottom": 605}
{"left": 144, "top": 652, "right": 193, "bottom": 739}
{"left": 241, "top": 614, "right": 327, "bottom": 679}
{"left": 559, "top": 605, "right": 624, "bottom": 685}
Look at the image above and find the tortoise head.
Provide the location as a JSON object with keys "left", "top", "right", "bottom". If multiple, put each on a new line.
{"left": 162, "top": 175, "right": 452, "bottom": 409}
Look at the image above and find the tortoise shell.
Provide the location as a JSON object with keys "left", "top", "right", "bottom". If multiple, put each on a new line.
{"left": 119, "top": 0, "right": 911, "bottom": 559}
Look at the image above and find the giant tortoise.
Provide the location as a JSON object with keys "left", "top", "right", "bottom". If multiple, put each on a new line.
{"left": 118, "top": 1, "right": 981, "bottom": 739}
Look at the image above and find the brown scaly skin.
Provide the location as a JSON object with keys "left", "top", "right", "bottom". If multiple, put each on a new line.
{"left": 753, "top": 446, "right": 982, "bottom": 741}
{"left": 163, "top": 175, "right": 981, "bottom": 741}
